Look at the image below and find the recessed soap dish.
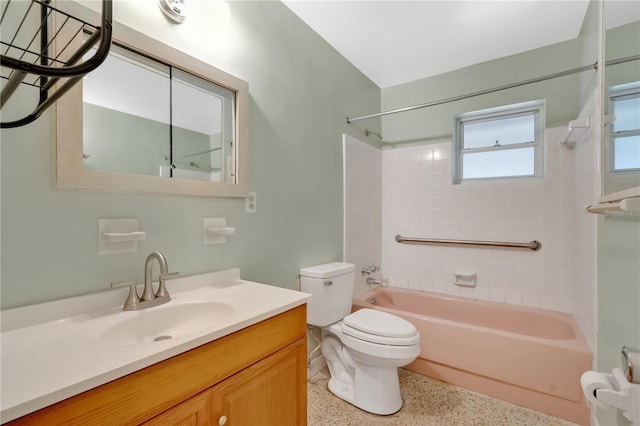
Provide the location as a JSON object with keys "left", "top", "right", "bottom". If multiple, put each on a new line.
{"left": 102, "top": 231, "right": 146, "bottom": 243}
{"left": 454, "top": 273, "right": 477, "bottom": 287}
{"left": 203, "top": 218, "right": 235, "bottom": 244}
{"left": 99, "top": 218, "right": 145, "bottom": 254}
{"left": 206, "top": 227, "right": 235, "bottom": 236}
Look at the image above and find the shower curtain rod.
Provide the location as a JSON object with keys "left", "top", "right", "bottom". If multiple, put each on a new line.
{"left": 346, "top": 55, "right": 640, "bottom": 124}
{"left": 177, "top": 147, "right": 222, "bottom": 159}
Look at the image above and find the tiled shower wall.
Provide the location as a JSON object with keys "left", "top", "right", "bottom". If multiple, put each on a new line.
{"left": 571, "top": 89, "right": 600, "bottom": 351}
{"left": 381, "top": 127, "right": 579, "bottom": 313}
{"left": 343, "top": 134, "right": 382, "bottom": 297}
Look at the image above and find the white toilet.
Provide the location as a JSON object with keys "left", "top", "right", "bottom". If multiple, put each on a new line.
{"left": 300, "top": 262, "right": 420, "bottom": 415}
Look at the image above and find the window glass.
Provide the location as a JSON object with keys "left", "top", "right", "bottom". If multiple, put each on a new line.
{"left": 613, "top": 96, "right": 640, "bottom": 133}
{"left": 613, "top": 135, "right": 640, "bottom": 171}
{"left": 463, "top": 114, "right": 535, "bottom": 149}
{"left": 454, "top": 101, "right": 543, "bottom": 183}
{"left": 610, "top": 89, "right": 640, "bottom": 173}
{"left": 463, "top": 147, "right": 535, "bottom": 179}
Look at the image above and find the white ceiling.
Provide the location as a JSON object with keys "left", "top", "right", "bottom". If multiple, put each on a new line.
{"left": 282, "top": 0, "right": 640, "bottom": 89}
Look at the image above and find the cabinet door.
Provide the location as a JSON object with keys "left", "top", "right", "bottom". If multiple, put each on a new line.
{"left": 211, "top": 338, "right": 307, "bottom": 426}
{"left": 142, "top": 390, "right": 212, "bottom": 426}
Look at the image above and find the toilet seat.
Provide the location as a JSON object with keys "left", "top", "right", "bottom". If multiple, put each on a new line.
{"left": 342, "top": 309, "right": 419, "bottom": 346}
{"left": 342, "top": 323, "right": 420, "bottom": 346}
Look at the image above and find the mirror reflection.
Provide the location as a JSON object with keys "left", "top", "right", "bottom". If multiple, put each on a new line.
{"left": 602, "top": 1, "right": 640, "bottom": 194}
{"left": 82, "top": 44, "right": 235, "bottom": 183}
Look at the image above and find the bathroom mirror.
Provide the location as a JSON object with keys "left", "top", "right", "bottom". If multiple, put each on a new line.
{"left": 56, "top": 6, "right": 249, "bottom": 197}
{"left": 601, "top": 1, "right": 640, "bottom": 195}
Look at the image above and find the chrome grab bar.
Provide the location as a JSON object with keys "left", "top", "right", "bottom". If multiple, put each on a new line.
{"left": 395, "top": 235, "right": 541, "bottom": 251}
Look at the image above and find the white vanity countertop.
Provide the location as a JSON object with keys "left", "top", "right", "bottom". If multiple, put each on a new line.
{"left": 0, "top": 268, "right": 310, "bottom": 423}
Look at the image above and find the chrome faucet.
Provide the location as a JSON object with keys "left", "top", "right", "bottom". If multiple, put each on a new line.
{"left": 143, "top": 251, "right": 169, "bottom": 301}
{"left": 111, "top": 251, "right": 179, "bottom": 311}
{"left": 366, "top": 277, "right": 381, "bottom": 286}
{"left": 361, "top": 264, "right": 380, "bottom": 275}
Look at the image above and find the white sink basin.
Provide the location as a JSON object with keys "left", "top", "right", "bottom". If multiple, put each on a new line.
{"left": 1, "top": 268, "right": 310, "bottom": 423}
{"left": 100, "top": 302, "right": 234, "bottom": 345}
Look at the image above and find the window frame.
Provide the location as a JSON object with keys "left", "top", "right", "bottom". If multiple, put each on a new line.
{"left": 453, "top": 101, "right": 545, "bottom": 183}
{"left": 607, "top": 86, "right": 640, "bottom": 174}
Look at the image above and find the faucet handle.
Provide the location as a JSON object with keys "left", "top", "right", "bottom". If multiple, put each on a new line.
{"left": 156, "top": 272, "right": 179, "bottom": 298}
{"left": 111, "top": 280, "right": 138, "bottom": 289}
{"left": 111, "top": 280, "right": 140, "bottom": 309}
{"left": 361, "top": 264, "right": 381, "bottom": 275}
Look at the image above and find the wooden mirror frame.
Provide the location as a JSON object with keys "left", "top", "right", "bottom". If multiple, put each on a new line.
{"left": 56, "top": 8, "right": 249, "bottom": 198}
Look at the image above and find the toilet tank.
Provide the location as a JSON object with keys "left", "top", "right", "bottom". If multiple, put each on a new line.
{"left": 300, "top": 262, "right": 355, "bottom": 326}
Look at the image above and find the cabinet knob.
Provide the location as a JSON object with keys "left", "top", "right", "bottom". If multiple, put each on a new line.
{"left": 218, "top": 415, "right": 228, "bottom": 425}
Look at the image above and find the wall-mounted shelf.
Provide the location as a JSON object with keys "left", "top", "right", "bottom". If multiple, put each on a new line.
{"left": 559, "top": 115, "right": 590, "bottom": 147}
{"left": 586, "top": 187, "right": 640, "bottom": 215}
{"left": 0, "top": 0, "right": 113, "bottom": 128}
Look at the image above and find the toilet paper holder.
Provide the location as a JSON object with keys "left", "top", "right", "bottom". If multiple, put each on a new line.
{"left": 622, "top": 346, "right": 640, "bottom": 384}
{"left": 583, "top": 367, "right": 640, "bottom": 425}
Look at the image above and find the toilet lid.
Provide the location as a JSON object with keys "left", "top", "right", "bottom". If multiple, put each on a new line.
{"left": 342, "top": 309, "right": 418, "bottom": 341}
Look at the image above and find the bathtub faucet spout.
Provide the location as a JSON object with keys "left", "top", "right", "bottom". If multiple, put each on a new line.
{"left": 366, "top": 277, "right": 381, "bottom": 286}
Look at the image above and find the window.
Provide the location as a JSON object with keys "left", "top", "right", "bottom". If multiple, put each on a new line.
{"left": 608, "top": 86, "right": 640, "bottom": 172}
{"left": 453, "top": 101, "right": 544, "bottom": 183}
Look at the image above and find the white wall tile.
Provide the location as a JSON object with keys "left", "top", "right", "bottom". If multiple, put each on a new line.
{"left": 522, "top": 292, "right": 541, "bottom": 308}
{"left": 489, "top": 287, "right": 506, "bottom": 303}
{"left": 346, "top": 114, "right": 596, "bottom": 352}
{"left": 446, "top": 282, "right": 459, "bottom": 296}
{"left": 505, "top": 290, "right": 523, "bottom": 305}
{"left": 569, "top": 90, "right": 599, "bottom": 351}
{"left": 380, "top": 128, "right": 583, "bottom": 314}
{"left": 344, "top": 135, "right": 382, "bottom": 297}
{"left": 457, "top": 285, "right": 475, "bottom": 299}
{"left": 432, "top": 280, "right": 446, "bottom": 294}
{"left": 420, "top": 278, "right": 433, "bottom": 292}
{"left": 474, "top": 286, "right": 490, "bottom": 301}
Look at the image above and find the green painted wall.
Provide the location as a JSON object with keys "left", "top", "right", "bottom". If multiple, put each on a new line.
{"left": 84, "top": 104, "right": 171, "bottom": 176}
{"left": 84, "top": 103, "right": 215, "bottom": 176}
{"left": 381, "top": 39, "right": 583, "bottom": 145}
{"left": 597, "top": 14, "right": 640, "bottom": 377}
{"left": 578, "top": 0, "right": 601, "bottom": 110}
{"left": 605, "top": 20, "right": 640, "bottom": 77}
{"left": 0, "top": 1, "right": 380, "bottom": 309}
{"left": 597, "top": 216, "right": 640, "bottom": 372}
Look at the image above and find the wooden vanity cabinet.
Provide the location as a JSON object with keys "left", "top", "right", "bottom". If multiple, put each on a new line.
{"left": 142, "top": 389, "right": 213, "bottom": 426}
{"left": 6, "top": 305, "right": 307, "bottom": 426}
{"left": 144, "top": 339, "right": 305, "bottom": 426}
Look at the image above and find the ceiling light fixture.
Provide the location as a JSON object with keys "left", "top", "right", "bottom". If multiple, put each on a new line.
{"left": 159, "top": 0, "right": 187, "bottom": 24}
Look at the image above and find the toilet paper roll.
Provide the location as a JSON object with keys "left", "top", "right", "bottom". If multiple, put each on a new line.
{"left": 580, "top": 371, "right": 614, "bottom": 409}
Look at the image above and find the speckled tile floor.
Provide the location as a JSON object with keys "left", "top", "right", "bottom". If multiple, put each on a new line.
{"left": 308, "top": 367, "right": 578, "bottom": 426}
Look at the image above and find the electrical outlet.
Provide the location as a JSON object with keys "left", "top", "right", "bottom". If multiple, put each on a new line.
{"left": 245, "top": 191, "right": 257, "bottom": 213}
